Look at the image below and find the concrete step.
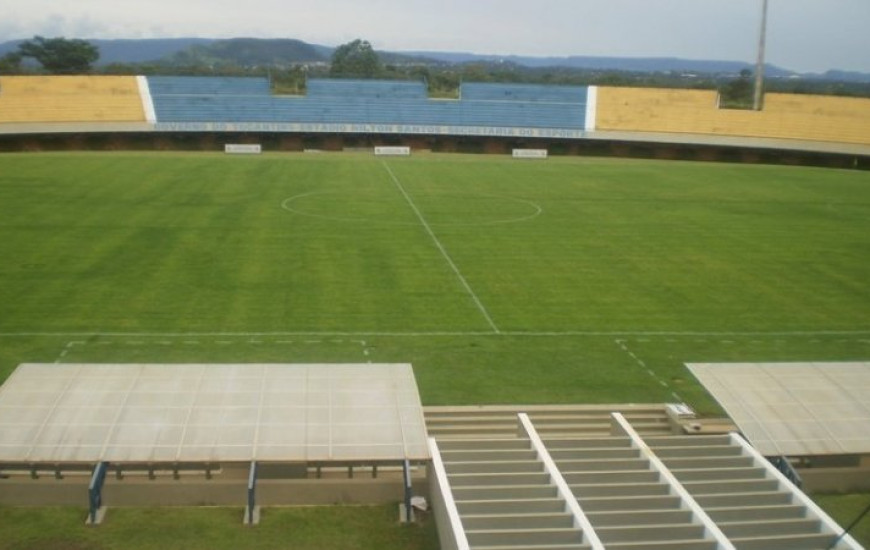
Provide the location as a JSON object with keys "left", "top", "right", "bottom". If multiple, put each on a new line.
{"left": 670, "top": 466, "right": 768, "bottom": 481}
{"left": 555, "top": 458, "right": 649, "bottom": 472}
{"left": 468, "top": 543, "right": 591, "bottom": 550}
{"left": 440, "top": 449, "right": 539, "bottom": 463}
{"left": 719, "top": 517, "right": 822, "bottom": 538}
{"left": 705, "top": 504, "right": 808, "bottom": 522}
{"left": 644, "top": 435, "right": 733, "bottom": 447}
{"left": 530, "top": 428, "right": 613, "bottom": 438}
{"left": 446, "top": 460, "right": 544, "bottom": 474}
{"left": 453, "top": 485, "right": 558, "bottom": 501}
{"left": 625, "top": 426, "right": 675, "bottom": 437}
{"left": 456, "top": 498, "right": 566, "bottom": 516}
{"left": 603, "top": 540, "right": 719, "bottom": 550}
{"left": 465, "top": 527, "right": 586, "bottom": 547}
{"left": 681, "top": 478, "right": 780, "bottom": 494}
{"left": 693, "top": 491, "right": 793, "bottom": 508}
{"left": 462, "top": 513, "right": 576, "bottom": 531}
{"left": 661, "top": 456, "right": 755, "bottom": 469}
{"left": 449, "top": 472, "right": 552, "bottom": 487}
{"left": 576, "top": 494, "right": 683, "bottom": 512}
{"left": 595, "top": 523, "right": 706, "bottom": 543}
{"left": 728, "top": 532, "right": 839, "bottom": 550}
{"left": 651, "top": 445, "right": 744, "bottom": 458}
{"left": 571, "top": 482, "right": 671, "bottom": 498}
{"left": 562, "top": 470, "right": 660, "bottom": 485}
{"left": 548, "top": 448, "right": 640, "bottom": 460}
{"left": 427, "top": 425, "right": 519, "bottom": 438}
{"left": 542, "top": 437, "right": 632, "bottom": 449}
{"left": 584, "top": 508, "right": 693, "bottom": 526}
{"left": 438, "top": 439, "right": 531, "bottom": 451}
{"left": 425, "top": 406, "right": 673, "bottom": 441}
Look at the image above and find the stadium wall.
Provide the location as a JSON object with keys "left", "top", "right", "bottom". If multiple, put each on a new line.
{"left": 1, "top": 76, "right": 869, "bottom": 168}
{"left": 594, "top": 86, "right": 870, "bottom": 146}
{"left": 0, "top": 76, "right": 148, "bottom": 124}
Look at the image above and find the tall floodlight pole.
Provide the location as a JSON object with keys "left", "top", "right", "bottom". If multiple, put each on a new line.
{"left": 754, "top": 0, "right": 769, "bottom": 110}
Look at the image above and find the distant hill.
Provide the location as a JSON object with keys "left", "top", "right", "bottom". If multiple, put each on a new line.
{"left": 163, "top": 38, "right": 328, "bottom": 66}
{"left": 808, "top": 69, "right": 870, "bottom": 84}
{"left": 2, "top": 37, "right": 869, "bottom": 82}
{"left": 406, "top": 51, "right": 796, "bottom": 78}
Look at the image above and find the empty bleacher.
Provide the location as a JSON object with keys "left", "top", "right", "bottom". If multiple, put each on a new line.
{"left": 146, "top": 76, "right": 589, "bottom": 130}
{"left": 462, "top": 82, "right": 588, "bottom": 104}
{"left": 146, "top": 76, "right": 271, "bottom": 96}
{"left": 0, "top": 76, "right": 146, "bottom": 123}
{"left": 307, "top": 78, "right": 427, "bottom": 99}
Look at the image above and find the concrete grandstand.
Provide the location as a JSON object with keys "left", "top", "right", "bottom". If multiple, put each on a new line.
{"left": 0, "top": 75, "right": 868, "bottom": 165}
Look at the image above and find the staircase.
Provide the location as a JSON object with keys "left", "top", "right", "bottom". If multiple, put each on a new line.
{"left": 436, "top": 436, "right": 594, "bottom": 549}
{"left": 542, "top": 434, "right": 720, "bottom": 550}
{"left": 647, "top": 433, "right": 855, "bottom": 550}
{"left": 426, "top": 408, "right": 863, "bottom": 550}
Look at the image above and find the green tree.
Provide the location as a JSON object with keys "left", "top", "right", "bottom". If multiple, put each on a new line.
{"left": 0, "top": 51, "right": 23, "bottom": 73}
{"left": 719, "top": 68, "right": 754, "bottom": 109}
{"left": 329, "top": 39, "right": 382, "bottom": 78}
{"left": 17, "top": 36, "right": 99, "bottom": 74}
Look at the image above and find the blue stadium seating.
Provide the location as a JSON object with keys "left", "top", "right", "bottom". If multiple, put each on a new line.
{"left": 307, "top": 79, "right": 427, "bottom": 99}
{"left": 147, "top": 76, "right": 271, "bottom": 96}
{"left": 461, "top": 82, "right": 588, "bottom": 104}
{"left": 147, "top": 76, "right": 588, "bottom": 130}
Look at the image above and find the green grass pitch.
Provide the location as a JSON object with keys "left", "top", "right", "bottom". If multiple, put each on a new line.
{"left": 0, "top": 151, "right": 868, "bottom": 548}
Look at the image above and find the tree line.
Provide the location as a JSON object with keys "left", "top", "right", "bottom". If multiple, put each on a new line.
{"left": 2, "top": 35, "right": 869, "bottom": 101}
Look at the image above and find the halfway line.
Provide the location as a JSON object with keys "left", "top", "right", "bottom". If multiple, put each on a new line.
{"left": 381, "top": 161, "right": 500, "bottom": 334}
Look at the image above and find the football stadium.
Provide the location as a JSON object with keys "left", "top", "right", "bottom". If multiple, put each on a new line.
{"left": 0, "top": 74, "right": 869, "bottom": 549}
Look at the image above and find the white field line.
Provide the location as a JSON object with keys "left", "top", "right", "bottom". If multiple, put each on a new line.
{"left": 615, "top": 338, "right": 682, "bottom": 402}
{"left": 3, "top": 330, "right": 869, "bottom": 338}
{"left": 381, "top": 161, "right": 501, "bottom": 334}
{"left": 45, "top": 337, "right": 375, "bottom": 362}
{"left": 53, "top": 340, "right": 86, "bottom": 364}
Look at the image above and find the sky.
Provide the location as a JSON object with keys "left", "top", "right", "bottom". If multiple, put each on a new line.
{"left": 1, "top": 0, "right": 869, "bottom": 73}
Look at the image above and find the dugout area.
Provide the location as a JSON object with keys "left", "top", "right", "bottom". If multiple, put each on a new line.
{"left": 0, "top": 363, "right": 430, "bottom": 525}
{"left": 0, "top": 361, "right": 866, "bottom": 549}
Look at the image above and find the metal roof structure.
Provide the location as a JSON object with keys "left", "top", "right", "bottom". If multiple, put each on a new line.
{"left": 687, "top": 361, "right": 870, "bottom": 456}
{"left": 0, "top": 363, "right": 430, "bottom": 464}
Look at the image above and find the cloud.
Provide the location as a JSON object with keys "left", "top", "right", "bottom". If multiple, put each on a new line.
{"left": 0, "top": 0, "right": 868, "bottom": 72}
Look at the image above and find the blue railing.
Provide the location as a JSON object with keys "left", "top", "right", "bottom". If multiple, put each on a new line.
{"left": 769, "top": 455, "right": 802, "bottom": 488}
{"left": 88, "top": 461, "right": 109, "bottom": 524}
{"left": 246, "top": 461, "right": 258, "bottom": 525}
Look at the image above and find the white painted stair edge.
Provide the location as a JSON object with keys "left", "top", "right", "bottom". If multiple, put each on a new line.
{"left": 518, "top": 412, "right": 606, "bottom": 550}
{"left": 611, "top": 412, "right": 736, "bottom": 550}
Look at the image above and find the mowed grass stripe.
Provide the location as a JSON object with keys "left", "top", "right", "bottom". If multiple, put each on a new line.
{"left": 0, "top": 154, "right": 496, "bottom": 332}
{"left": 381, "top": 160, "right": 500, "bottom": 333}
{"left": 1, "top": 153, "right": 868, "bottom": 335}
{"left": 386, "top": 156, "right": 870, "bottom": 332}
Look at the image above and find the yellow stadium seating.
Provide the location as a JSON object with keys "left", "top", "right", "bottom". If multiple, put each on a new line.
{"left": 596, "top": 87, "right": 870, "bottom": 146}
{"left": 0, "top": 76, "right": 146, "bottom": 123}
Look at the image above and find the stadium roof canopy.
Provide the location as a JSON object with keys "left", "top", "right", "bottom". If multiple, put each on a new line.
{"left": 687, "top": 361, "right": 870, "bottom": 456}
{"left": 0, "top": 363, "right": 429, "bottom": 463}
